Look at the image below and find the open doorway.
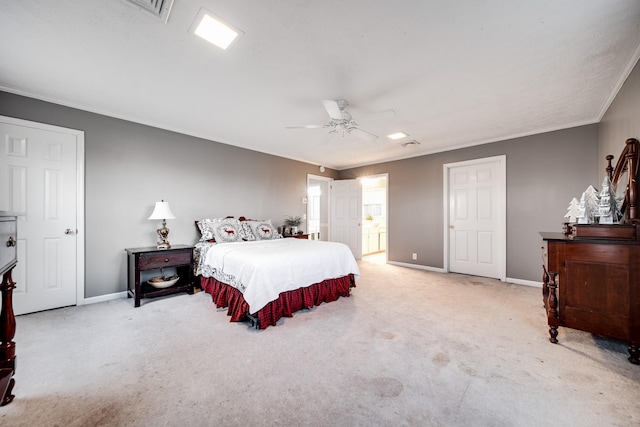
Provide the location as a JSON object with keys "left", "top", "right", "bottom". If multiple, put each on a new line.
{"left": 306, "top": 174, "right": 331, "bottom": 241}
{"left": 361, "top": 174, "right": 388, "bottom": 262}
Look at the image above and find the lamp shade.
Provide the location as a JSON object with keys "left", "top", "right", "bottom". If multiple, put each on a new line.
{"left": 148, "top": 201, "right": 176, "bottom": 220}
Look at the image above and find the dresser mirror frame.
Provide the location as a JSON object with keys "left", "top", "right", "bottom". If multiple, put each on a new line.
{"left": 610, "top": 138, "right": 639, "bottom": 223}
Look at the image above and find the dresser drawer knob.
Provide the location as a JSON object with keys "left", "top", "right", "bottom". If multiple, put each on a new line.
{"left": 6, "top": 236, "right": 15, "bottom": 247}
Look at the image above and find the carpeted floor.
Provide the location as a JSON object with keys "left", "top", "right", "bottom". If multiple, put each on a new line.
{"left": 0, "top": 256, "right": 638, "bottom": 427}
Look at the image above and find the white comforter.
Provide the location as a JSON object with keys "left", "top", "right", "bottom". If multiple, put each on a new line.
{"left": 201, "top": 239, "right": 360, "bottom": 313}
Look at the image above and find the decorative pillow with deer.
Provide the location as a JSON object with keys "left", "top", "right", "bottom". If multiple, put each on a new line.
{"left": 247, "top": 219, "right": 279, "bottom": 240}
{"left": 210, "top": 220, "right": 243, "bottom": 243}
{"left": 197, "top": 217, "right": 236, "bottom": 242}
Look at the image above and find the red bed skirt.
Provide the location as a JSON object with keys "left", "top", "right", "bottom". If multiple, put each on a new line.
{"left": 200, "top": 274, "right": 355, "bottom": 329}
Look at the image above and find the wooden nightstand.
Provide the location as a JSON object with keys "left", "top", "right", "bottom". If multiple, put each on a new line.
{"left": 284, "top": 233, "right": 309, "bottom": 239}
{"left": 125, "top": 245, "right": 194, "bottom": 307}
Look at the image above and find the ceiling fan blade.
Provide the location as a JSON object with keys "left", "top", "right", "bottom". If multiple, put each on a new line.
{"left": 321, "top": 100, "right": 343, "bottom": 120}
{"left": 372, "top": 108, "right": 397, "bottom": 120}
{"left": 351, "top": 127, "right": 379, "bottom": 142}
{"left": 358, "top": 108, "right": 397, "bottom": 127}
{"left": 356, "top": 126, "right": 378, "bottom": 138}
{"left": 318, "top": 130, "right": 337, "bottom": 146}
{"left": 286, "top": 124, "right": 326, "bottom": 129}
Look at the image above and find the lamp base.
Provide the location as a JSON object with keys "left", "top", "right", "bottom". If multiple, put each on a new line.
{"left": 156, "top": 220, "right": 171, "bottom": 249}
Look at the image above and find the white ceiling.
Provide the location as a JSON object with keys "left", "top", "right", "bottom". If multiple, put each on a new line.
{"left": 2, "top": 1, "right": 640, "bottom": 170}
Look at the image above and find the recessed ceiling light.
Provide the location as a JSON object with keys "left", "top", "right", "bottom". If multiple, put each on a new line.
{"left": 387, "top": 132, "right": 408, "bottom": 140}
{"left": 190, "top": 8, "right": 243, "bottom": 50}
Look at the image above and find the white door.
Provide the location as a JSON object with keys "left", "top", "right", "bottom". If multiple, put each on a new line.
{"left": 330, "top": 179, "right": 362, "bottom": 259}
{"left": 0, "top": 116, "right": 83, "bottom": 315}
{"left": 445, "top": 156, "right": 505, "bottom": 280}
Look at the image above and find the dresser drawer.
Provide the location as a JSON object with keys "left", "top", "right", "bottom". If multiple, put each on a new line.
{"left": 0, "top": 218, "right": 17, "bottom": 273}
{"left": 138, "top": 250, "right": 191, "bottom": 270}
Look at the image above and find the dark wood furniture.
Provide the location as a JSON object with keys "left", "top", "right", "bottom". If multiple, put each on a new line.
{"left": 540, "top": 138, "right": 640, "bottom": 364}
{"left": 0, "top": 212, "right": 18, "bottom": 405}
{"left": 285, "top": 233, "right": 309, "bottom": 239}
{"left": 126, "top": 245, "right": 194, "bottom": 307}
{"left": 541, "top": 232, "right": 639, "bottom": 364}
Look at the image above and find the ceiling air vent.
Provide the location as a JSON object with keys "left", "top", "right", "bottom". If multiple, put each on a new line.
{"left": 125, "top": 0, "right": 174, "bottom": 23}
{"left": 399, "top": 140, "right": 421, "bottom": 148}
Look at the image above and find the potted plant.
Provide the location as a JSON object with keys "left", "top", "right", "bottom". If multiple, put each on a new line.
{"left": 364, "top": 213, "right": 379, "bottom": 228}
{"left": 284, "top": 215, "right": 303, "bottom": 235}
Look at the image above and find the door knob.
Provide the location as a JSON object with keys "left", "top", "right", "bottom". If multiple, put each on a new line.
{"left": 6, "top": 236, "right": 15, "bottom": 247}
{"left": 65, "top": 228, "right": 74, "bottom": 235}
{"left": 449, "top": 225, "right": 455, "bottom": 229}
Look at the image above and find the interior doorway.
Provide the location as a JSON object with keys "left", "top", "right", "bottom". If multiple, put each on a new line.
{"left": 0, "top": 115, "right": 85, "bottom": 315}
{"left": 443, "top": 156, "right": 506, "bottom": 281}
{"left": 306, "top": 174, "right": 331, "bottom": 241}
{"left": 361, "top": 174, "right": 388, "bottom": 261}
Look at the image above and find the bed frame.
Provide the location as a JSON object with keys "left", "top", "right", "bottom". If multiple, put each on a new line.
{"left": 200, "top": 274, "right": 356, "bottom": 329}
{"left": 194, "top": 216, "right": 357, "bottom": 328}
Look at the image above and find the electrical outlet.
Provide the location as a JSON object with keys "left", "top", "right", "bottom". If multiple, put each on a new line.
{"left": 412, "top": 253, "right": 417, "bottom": 260}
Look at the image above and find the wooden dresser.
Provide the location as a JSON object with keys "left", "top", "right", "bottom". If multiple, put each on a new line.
{"left": 0, "top": 212, "right": 18, "bottom": 405}
{"left": 540, "top": 138, "right": 639, "bottom": 364}
{"left": 541, "top": 232, "right": 639, "bottom": 364}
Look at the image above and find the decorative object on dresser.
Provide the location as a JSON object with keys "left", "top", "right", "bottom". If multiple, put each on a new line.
{"left": 564, "top": 198, "right": 580, "bottom": 223}
{"left": 564, "top": 138, "right": 638, "bottom": 233}
{"left": 541, "top": 138, "right": 639, "bottom": 364}
{"left": 148, "top": 200, "right": 176, "bottom": 249}
{"left": 125, "top": 245, "right": 194, "bottom": 307}
{"left": 0, "top": 211, "right": 18, "bottom": 405}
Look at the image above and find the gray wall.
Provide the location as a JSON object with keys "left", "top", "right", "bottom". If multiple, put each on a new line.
{"left": 0, "top": 91, "right": 338, "bottom": 298}
{"left": 339, "top": 125, "right": 600, "bottom": 282}
{"left": 599, "top": 59, "right": 640, "bottom": 179}
{"left": 4, "top": 53, "right": 638, "bottom": 297}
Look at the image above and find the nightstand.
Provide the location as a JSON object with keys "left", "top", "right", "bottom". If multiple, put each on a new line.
{"left": 125, "top": 245, "right": 194, "bottom": 307}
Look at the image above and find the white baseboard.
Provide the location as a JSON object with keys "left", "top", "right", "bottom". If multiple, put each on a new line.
{"left": 80, "top": 275, "right": 541, "bottom": 305}
{"left": 506, "top": 277, "right": 542, "bottom": 288}
{"left": 83, "top": 291, "right": 127, "bottom": 305}
{"left": 386, "top": 261, "right": 542, "bottom": 288}
{"left": 387, "top": 261, "right": 446, "bottom": 273}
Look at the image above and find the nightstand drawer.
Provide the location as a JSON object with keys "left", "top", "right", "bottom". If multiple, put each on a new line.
{"left": 139, "top": 251, "right": 191, "bottom": 269}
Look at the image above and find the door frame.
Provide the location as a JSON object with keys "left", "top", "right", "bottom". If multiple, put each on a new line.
{"left": 306, "top": 174, "right": 333, "bottom": 240}
{"left": 442, "top": 155, "right": 506, "bottom": 281}
{"left": 361, "top": 173, "right": 388, "bottom": 261}
{"left": 1, "top": 115, "right": 85, "bottom": 306}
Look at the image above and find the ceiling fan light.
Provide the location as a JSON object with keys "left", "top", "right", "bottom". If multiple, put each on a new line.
{"left": 387, "top": 131, "right": 408, "bottom": 140}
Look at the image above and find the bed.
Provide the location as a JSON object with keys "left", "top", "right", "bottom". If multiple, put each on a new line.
{"left": 194, "top": 217, "right": 360, "bottom": 329}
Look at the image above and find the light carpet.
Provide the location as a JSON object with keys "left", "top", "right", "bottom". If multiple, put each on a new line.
{"left": 0, "top": 256, "right": 638, "bottom": 426}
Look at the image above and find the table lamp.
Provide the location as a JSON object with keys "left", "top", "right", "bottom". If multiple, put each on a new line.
{"left": 148, "top": 200, "right": 176, "bottom": 249}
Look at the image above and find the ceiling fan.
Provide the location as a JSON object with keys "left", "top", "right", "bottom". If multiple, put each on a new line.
{"left": 286, "top": 99, "right": 383, "bottom": 143}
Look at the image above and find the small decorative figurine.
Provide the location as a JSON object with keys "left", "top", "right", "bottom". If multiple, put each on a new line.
{"left": 597, "top": 175, "right": 622, "bottom": 224}
{"left": 564, "top": 197, "right": 580, "bottom": 223}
